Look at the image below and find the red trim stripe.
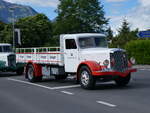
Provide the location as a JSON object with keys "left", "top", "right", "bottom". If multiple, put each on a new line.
{"left": 16, "top": 59, "right": 62, "bottom": 63}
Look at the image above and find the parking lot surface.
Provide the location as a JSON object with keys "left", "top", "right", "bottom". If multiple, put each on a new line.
{"left": 0, "top": 68, "right": 150, "bottom": 113}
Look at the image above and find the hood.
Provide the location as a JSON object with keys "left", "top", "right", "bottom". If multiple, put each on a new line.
{"left": 79, "top": 48, "right": 125, "bottom": 67}
{"left": 80, "top": 48, "right": 125, "bottom": 54}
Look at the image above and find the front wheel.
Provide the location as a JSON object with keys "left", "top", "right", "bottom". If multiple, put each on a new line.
{"left": 79, "top": 66, "right": 96, "bottom": 89}
{"left": 115, "top": 74, "right": 131, "bottom": 86}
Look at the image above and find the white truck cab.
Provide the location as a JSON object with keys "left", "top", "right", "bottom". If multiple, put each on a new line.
{"left": 0, "top": 43, "right": 15, "bottom": 69}
{"left": 0, "top": 43, "right": 24, "bottom": 74}
{"left": 16, "top": 33, "right": 136, "bottom": 89}
{"left": 61, "top": 33, "right": 110, "bottom": 73}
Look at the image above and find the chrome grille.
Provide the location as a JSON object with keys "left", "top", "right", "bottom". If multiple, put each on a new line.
{"left": 8, "top": 54, "right": 16, "bottom": 67}
{"left": 110, "top": 51, "right": 128, "bottom": 72}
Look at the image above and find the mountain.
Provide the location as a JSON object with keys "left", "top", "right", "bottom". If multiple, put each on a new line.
{"left": 0, "top": 0, "right": 38, "bottom": 23}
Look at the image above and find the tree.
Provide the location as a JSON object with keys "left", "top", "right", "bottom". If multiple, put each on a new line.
{"left": 112, "top": 19, "right": 138, "bottom": 48}
{"left": 0, "top": 21, "right": 5, "bottom": 31}
{"left": 15, "top": 14, "right": 52, "bottom": 47}
{"left": 106, "top": 27, "right": 113, "bottom": 41}
{"left": 0, "top": 23, "right": 12, "bottom": 43}
{"left": 0, "top": 21, "right": 6, "bottom": 42}
{"left": 53, "top": 0, "right": 108, "bottom": 35}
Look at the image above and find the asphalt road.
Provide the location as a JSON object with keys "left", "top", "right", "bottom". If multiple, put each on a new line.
{"left": 0, "top": 68, "right": 150, "bottom": 113}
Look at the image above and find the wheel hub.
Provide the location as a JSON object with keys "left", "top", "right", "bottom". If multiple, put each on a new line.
{"left": 81, "top": 71, "right": 90, "bottom": 86}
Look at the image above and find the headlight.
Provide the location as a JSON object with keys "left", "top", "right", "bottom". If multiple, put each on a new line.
{"left": 130, "top": 57, "right": 136, "bottom": 64}
{"left": 103, "top": 59, "right": 109, "bottom": 66}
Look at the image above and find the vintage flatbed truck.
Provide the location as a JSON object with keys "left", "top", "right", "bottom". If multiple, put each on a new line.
{"left": 16, "top": 33, "right": 136, "bottom": 89}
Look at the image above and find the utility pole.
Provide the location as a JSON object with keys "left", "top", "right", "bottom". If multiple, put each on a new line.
{"left": 10, "top": 7, "right": 15, "bottom": 51}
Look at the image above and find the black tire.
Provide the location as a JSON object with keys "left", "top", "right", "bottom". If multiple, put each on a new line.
{"left": 26, "top": 64, "right": 42, "bottom": 82}
{"left": 16, "top": 67, "right": 24, "bottom": 75}
{"left": 26, "top": 64, "right": 35, "bottom": 82}
{"left": 115, "top": 74, "right": 131, "bottom": 86}
{"left": 79, "top": 66, "right": 96, "bottom": 89}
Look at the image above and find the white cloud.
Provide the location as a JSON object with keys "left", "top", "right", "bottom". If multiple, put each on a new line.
{"left": 139, "top": 0, "right": 150, "bottom": 7}
{"left": 4, "top": 0, "right": 59, "bottom": 8}
{"left": 106, "top": 0, "right": 126, "bottom": 2}
{"left": 109, "top": 0, "right": 150, "bottom": 35}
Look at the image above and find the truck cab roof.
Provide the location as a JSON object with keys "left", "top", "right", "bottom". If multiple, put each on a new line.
{"left": 61, "top": 33, "right": 106, "bottom": 39}
{"left": 0, "top": 43, "right": 11, "bottom": 46}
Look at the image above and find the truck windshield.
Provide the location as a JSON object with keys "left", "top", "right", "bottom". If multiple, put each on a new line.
{"left": 0, "top": 46, "right": 12, "bottom": 52}
{"left": 79, "top": 36, "right": 108, "bottom": 49}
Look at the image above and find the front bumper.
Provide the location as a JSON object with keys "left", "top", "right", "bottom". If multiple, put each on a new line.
{"left": 92, "top": 68, "right": 137, "bottom": 77}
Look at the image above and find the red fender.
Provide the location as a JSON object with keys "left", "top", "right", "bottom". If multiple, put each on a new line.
{"left": 26, "top": 61, "right": 42, "bottom": 77}
{"left": 77, "top": 61, "right": 136, "bottom": 78}
{"left": 77, "top": 61, "right": 104, "bottom": 78}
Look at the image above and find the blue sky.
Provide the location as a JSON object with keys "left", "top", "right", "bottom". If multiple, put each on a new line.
{"left": 4, "top": 0, "right": 150, "bottom": 34}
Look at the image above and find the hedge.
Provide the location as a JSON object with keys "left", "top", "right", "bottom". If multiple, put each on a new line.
{"left": 125, "top": 40, "right": 150, "bottom": 64}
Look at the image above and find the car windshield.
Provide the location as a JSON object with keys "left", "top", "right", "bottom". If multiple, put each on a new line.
{"left": 79, "top": 36, "right": 108, "bottom": 49}
{"left": 0, "top": 46, "right": 12, "bottom": 52}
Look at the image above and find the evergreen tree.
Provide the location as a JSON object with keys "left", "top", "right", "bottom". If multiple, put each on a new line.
{"left": 118, "top": 19, "right": 130, "bottom": 34}
{"left": 53, "top": 0, "right": 108, "bottom": 35}
{"left": 106, "top": 27, "right": 113, "bottom": 41}
{"left": 112, "top": 19, "right": 138, "bottom": 48}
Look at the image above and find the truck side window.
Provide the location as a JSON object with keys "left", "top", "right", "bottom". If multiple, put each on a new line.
{"left": 65, "top": 39, "right": 77, "bottom": 49}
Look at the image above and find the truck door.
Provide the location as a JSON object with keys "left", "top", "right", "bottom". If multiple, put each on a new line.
{"left": 64, "top": 39, "right": 79, "bottom": 73}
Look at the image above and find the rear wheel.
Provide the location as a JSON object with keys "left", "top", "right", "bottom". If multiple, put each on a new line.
{"left": 79, "top": 66, "right": 96, "bottom": 89}
{"left": 115, "top": 73, "right": 131, "bottom": 86}
{"left": 26, "top": 64, "right": 42, "bottom": 82}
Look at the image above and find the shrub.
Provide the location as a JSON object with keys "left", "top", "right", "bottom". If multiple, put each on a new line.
{"left": 125, "top": 40, "right": 150, "bottom": 64}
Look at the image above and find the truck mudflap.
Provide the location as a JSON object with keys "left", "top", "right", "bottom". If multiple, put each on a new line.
{"left": 92, "top": 68, "right": 137, "bottom": 77}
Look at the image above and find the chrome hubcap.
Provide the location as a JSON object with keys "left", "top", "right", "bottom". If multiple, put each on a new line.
{"left": 81, "top": 71, "right": 90, "bottom": 86}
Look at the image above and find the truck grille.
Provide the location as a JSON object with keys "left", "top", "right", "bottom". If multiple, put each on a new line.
{"left": 8, "top": 54, "right": 16, "bottom": 67}
{"left": 110, "top": 51, "right": 128, "bottom": 72}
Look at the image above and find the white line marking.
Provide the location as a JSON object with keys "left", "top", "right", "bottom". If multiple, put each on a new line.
{"left": 96, "top": 101, "right": 117, "bottom": 107}
{"left": 7, "top": 78, "right": 80, "bottom": 90}
{"left": 51, "top": 85, "right": 80, "bottom": 90}
{"left": 61, "top": 91, "right": 74, "bottom": 95}
{"left": 8, "top": 78, "right": 53, "bottom": 90}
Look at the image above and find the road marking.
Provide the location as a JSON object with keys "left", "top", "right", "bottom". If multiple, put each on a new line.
{"left": 8, "top": 78, "right": 53, "bottom": 90}
{"left": 51, "top": 85, "right": 80, "bottom": 90}
{"left": 96, "top": 101, "right": 117, "bottom": 107}
{"left": 61, "top": 91, "right": 74, "bottom": 95}
{"left": 7, "top": 78, "right": 80, "bottom": 90}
